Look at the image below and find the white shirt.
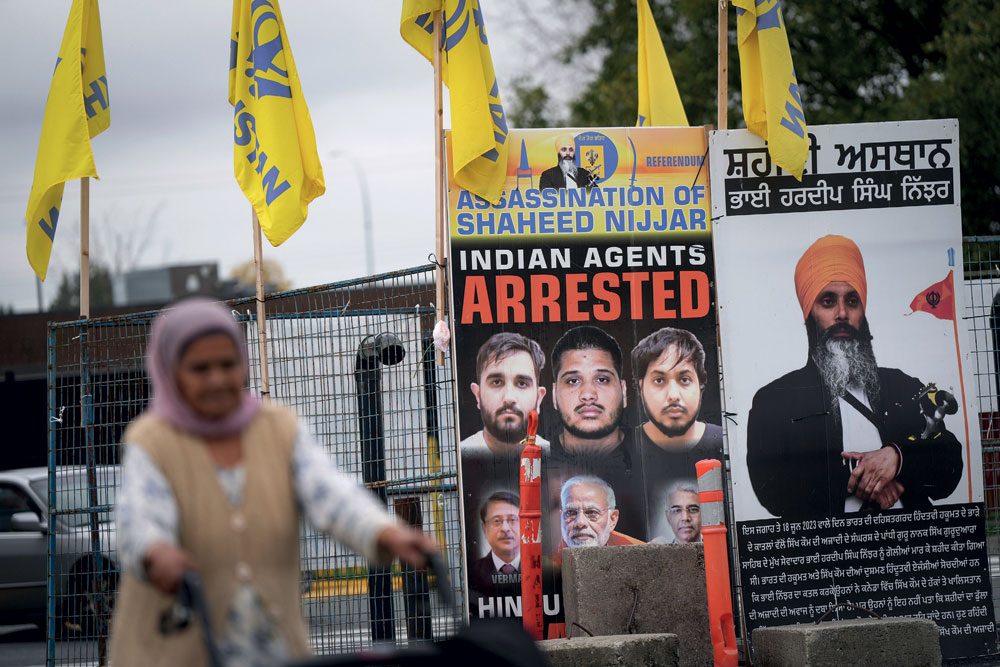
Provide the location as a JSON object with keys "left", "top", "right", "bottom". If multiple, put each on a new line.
{"left": 840, "top": 385, "right": 902, "bottom": 512}
{"left": 490, "top": 551, "right": 521, "bottom": 572}
{"left": 460, "top": 429, "right": 550, "bottom": 455}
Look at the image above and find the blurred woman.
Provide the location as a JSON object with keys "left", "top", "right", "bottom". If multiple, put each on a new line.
{"left": 109, "top": 298, "right": 435, "bottom": 666}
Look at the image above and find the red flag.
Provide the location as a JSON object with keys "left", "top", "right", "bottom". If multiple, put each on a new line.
{"left": 909, "top": 270, "right": 955, "bottom": 320}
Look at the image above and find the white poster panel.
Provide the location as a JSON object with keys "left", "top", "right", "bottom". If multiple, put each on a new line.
{"left": 711, "top": 120, "right": 995, "bottom": 659}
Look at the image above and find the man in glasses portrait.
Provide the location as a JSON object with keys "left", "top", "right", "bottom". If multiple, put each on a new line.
{"left": 651, "top": 481, "right": 703, "bottom": 544}
{"left": 471, "top": 491, "right": 521, "bottom": 596}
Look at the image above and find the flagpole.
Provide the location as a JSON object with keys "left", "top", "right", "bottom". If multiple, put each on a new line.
{"left": 952, "top": 314, "right": 973, "bottom": 501}
{"left": 252, "top": 210, "right": 271, "bottom": 398}
{"left": 433, "top": 9, "right": 446, "bottom": 366}
{"left": 717, "top": 0, "right": 728, "bottom": 130}
{"left": 80, "top": 176, "right": 90, "bottom": 319}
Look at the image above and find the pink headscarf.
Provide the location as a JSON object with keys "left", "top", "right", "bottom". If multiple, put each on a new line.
{"left": 145, "top": 297, "right": 260, "bottom": 438}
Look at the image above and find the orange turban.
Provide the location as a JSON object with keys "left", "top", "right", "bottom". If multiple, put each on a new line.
{"left": 793, "top": 235, "right": 867, "bottom": 321}
{"left": 554, "top": 134, "right": 575, "bottom": 151}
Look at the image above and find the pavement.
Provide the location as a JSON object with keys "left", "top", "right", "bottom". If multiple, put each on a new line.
{"left": 4, "top": 621, "right": 1000, "bottom": 667}
{"left": 0, "top": 625, "right": 45, "bottom": 667}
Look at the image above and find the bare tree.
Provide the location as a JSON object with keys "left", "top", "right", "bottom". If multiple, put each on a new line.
{"left": 483, "top": 0, "right": 599, "bottom": 125}
{"left": 44, "top": 201, "right": 168, "bottom": 309}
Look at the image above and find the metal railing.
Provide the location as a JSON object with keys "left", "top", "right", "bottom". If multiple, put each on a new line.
{"left": 44, "top": 239, "right": 1000, "bottom": 664}
{"left": 45, "top": 264, "right": 463, "bottom": 666}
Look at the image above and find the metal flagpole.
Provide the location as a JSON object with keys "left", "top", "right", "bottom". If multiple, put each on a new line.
{"left": 433, "top": 9, "right": 446, "bottom": 366}
{"left": 252, "top": 210, "right": 271, "bottom": 398}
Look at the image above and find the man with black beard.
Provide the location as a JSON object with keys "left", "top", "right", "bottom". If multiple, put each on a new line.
{"left": 631, "top": 327, "right": 724, "bottom": 536}
{"left": 550, "top": 326, "right": 629, "bottom": 453}
{"left": 545, "top": 326, "right": 646, "bottom": 540}
{"left": 633, "top": 327, "right": 722, "bottom": 451}
{"left": 538, "top": 134, "right": 595, "bottom": 190}
{"left": 746, "top": 235, "right": 963, "bottom": 518}
{"left": 461, "top": 332, "right": 549, "bottom": 455}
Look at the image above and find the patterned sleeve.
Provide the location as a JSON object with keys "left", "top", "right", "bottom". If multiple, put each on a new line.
{"left": 116, "top": 444, "right": 179, "bottom": 579}
{"left": 292, "top": 423, "right": 397, "bottom": 562}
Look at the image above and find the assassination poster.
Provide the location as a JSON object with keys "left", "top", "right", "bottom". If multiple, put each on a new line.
{"left": 448, "top": 126, "right": 721, "bottom": 636}
{"left": 710, "top": 119, "right": 996, "bottom": 659}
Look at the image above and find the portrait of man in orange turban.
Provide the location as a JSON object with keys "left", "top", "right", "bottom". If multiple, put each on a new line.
{"left": 745, "top": 234, "right": 963, "bottom": 518}
{"left": 538, "top": 133, "right": 595, "bottom": 191}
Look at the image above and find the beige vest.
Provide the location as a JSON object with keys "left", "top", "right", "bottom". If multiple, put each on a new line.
{"left": 109, "top": 404, "right": 310, "bottom": 666}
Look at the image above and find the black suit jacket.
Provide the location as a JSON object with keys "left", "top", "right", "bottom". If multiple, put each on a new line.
{"left": 746, "top": 361, "right": 963, "bottom": 518}
{"left": 471, "top": 553, "right": 520, "bottom": 597}
{"left": 539, "top": 164, "right": 594, "bottom": 190}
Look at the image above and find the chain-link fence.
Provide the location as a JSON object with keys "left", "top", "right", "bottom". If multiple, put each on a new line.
{"left": 42, "top": 241, "right": 1000, "bottom": 664}
{"left": 45, "top": 264, "right": 463, "bottom": 666}
{"left": 962, "top": 237, "right": 1000, "bottom": 624}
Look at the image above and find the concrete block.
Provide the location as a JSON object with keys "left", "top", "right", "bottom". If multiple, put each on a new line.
{"left": 562, "top": 543, "right": 712, "bottom": 667}
{"left": 537, "top": 633, "right": 680, "bottom": 667}
{"left": 752, "top": 617, "right": 941, "bottom": 667}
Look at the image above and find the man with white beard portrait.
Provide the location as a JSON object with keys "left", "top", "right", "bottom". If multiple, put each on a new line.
{"left": 538, "top": 134, "right": 595, "bottom": 190}
{"left": 746, "top": 235, "right": 963, "bottom": 518}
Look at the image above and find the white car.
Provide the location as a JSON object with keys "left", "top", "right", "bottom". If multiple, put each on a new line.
{"left": 0, "top": 466, "right": 119, "bottom": 636}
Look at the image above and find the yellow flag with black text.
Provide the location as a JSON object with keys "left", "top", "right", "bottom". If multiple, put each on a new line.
{"left": 229, "top": 0, "right": 324, "bottom": 246}
{"left": 734, "top": 0, "right": 808, "bottom": 179}
{"left": 636, "top": 0, "right": 687, "bottom": 127}
{"left": 25, "top": 0, "right": 109, "bottom": 281}
{"left": 401, "top": 0, "right": 508, "bottom": 204}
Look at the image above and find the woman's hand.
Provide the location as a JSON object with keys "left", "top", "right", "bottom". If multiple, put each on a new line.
{"left": 375, "top": 524, "right": 438, "bottom": 569}
{"left": 143, "top": 541, "right": 199, "bottom": 595}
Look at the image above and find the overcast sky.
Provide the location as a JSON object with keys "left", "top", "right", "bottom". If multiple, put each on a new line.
{"left": 1, "top": 0, "right": 593, "bottom": 312}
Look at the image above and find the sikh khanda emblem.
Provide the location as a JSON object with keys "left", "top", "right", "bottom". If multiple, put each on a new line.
{"left": 925, "top": 290, "right": 941, "bottom": 309}
{"left": 245, "top": 1, "right": 291, "bottom": 99}
{"left": 413, "top": 0, "right": 489, "bottom": 51}
{"left": 754, "top": 0, "right": 785, "bottom": 31}
{"left": 582, "top": 146, "right": 605, "bottom": 180}
{"left": 573, "top": 132, "right": 619, "bottom": 185}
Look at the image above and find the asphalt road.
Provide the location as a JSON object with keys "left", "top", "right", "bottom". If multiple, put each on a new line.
{"left": 0, "top": 625, "right": 45, "bottom": 667}
{"left": 0, "top": 624, "right": 107, "bottom": 667}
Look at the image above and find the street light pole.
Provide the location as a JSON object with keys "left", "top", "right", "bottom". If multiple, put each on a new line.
{"left": 328, "top": 149, "right": 375, "bottom": 276}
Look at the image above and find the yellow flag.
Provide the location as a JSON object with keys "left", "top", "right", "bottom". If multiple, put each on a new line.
{"left": 401, "top": 0, "right": 509, "bottom": 204}
{"left": 229, "top": 0, "right": 325, "bottom": 246}
{"left": 25, "top": 0, "right": 110, "bottom": 281}
{"left": 636, "top": 0, "right": 688, "bottom": 127}
{"left": 734, "top": 0, "right": 808, "bottom": 179}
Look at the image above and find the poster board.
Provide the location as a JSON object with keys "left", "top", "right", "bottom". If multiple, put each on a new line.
{"left": 448, "top": 126, "right": 720, "bottom": 636}
{"left": 711, "top": 119, "right": 996, "bottom": 658}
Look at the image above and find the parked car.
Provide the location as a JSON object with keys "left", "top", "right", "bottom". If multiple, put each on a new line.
{"left": 0, "top": 466, "right": 119, "bottom": 636}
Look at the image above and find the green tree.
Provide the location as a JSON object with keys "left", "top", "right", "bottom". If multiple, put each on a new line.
{"left": 507, "top": 75, "right": 563, "bottom": 128}
{"left": 503, "top": 0, "right": 999, "bottom": 233}
{"left": 889, "top": 0, "right": 1000, "bottom": 235}
{"left": 500, "top": 0, "right": 733, "bottom": 128}
{"left": 50, "top": 264, "right": 114, "bottom": 312}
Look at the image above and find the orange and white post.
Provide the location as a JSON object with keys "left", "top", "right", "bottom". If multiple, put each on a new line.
{"left": 696, "top": 458, "right": 738, "bottom": 667}
{"left": 519, "top": 410, "right": 544, "bottom": 640}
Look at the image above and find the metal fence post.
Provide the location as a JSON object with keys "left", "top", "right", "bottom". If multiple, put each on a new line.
{"left": 46, "top": 327, "right": 57, "bottom": 667}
